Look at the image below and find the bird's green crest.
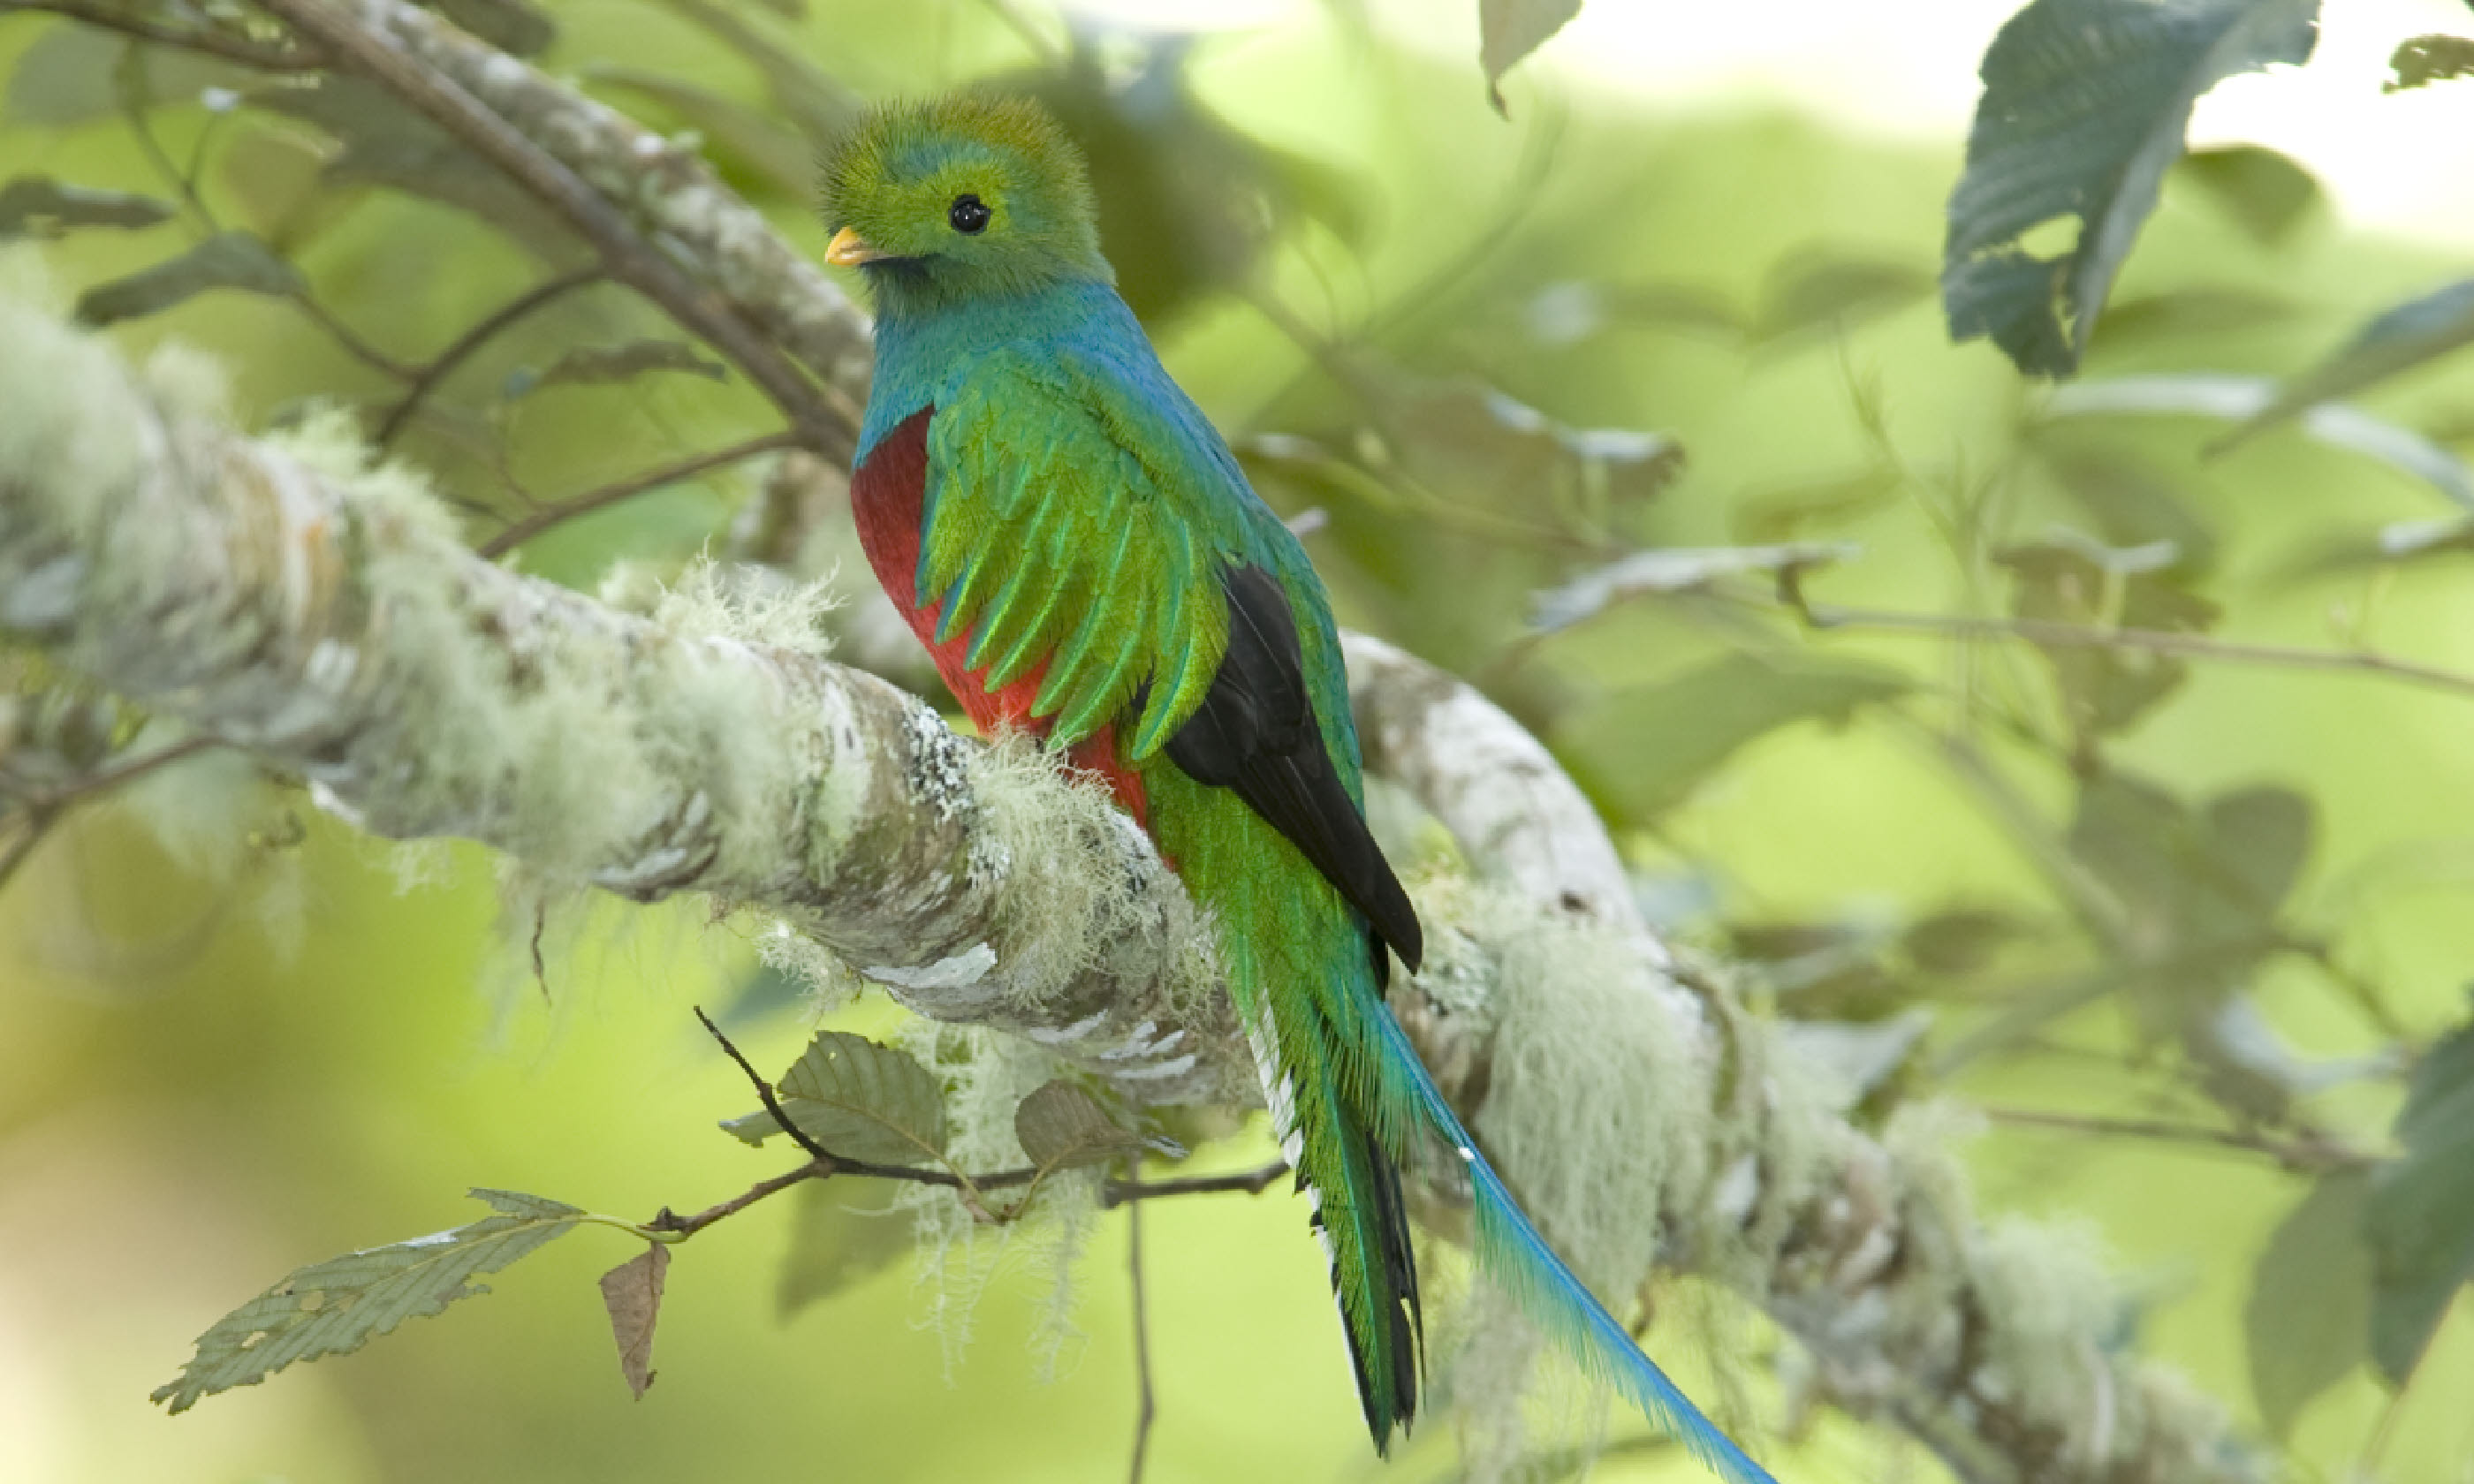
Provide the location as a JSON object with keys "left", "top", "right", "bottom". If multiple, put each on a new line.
{"left": 822, "top": 95, "right": 1111, "bottom": 314}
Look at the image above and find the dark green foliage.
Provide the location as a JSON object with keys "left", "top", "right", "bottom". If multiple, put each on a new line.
{"left": 0, "top": 176, "right": 172, "bottom": 238}
{"left": 74, "top": 231, "right": 303, "bottom": 325}
{"left": 2369, "top": 1012, "right": 2474, "bottom": 1381}
{"left": 1013, "top": 1079, "right": 1158, "bottom": 1172}
{"left": 152, "top": 1190, "right": 584, "bottom": 1413}
{"left": 775, "top": 1179, "right": 908, "bottom": 1317}
{"left": 1558, "top": 653, "right": 1909, "bottom": 822}
{"left": 1997, "top": 533, "right": 2219, "bottom": 743}
{"left": 2386, "top": 34, "right": 2474, "bottom": 93}
{"left": 1944, "top": 0, "right": 2320, "bottom": 375}
{"left": 772, "top": 1031, "right": 950, "bottom": 1165}
{"left": 2228, "top": 278, "right": 2474, "bottom": 443}
{"left": 2174, "top": 145, "right": 2321, "bottom": 246}
{"left": 2246, "top": 1170, "right": 2372, "bottom": 1439}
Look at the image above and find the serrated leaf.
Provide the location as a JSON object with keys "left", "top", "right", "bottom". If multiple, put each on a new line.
{"left": 2047, "top": 375, "right": 2474, "bottom": 511}
{"left": 2369, "top": 1011, "right": 2474, "bottom": 1382}
{"left": 2174, "top": 145, "right": 2320, "bottom": 245}
{"left": 151, "top": 1189, "right": 582, "bottom": 1413}
{"left": 1557, "top": 653, "right": 1909, "bottom": 822}
{"left": 75, "top": 231, "right": 304, "bottom": 326}
{"left": 512, "top": 340, "right": 729, "bottom": 398}
{"left": 1015, "top": 1080, "right": 1157, "bottom": 1173}
{"left": 2387, "top": 34, "right": 2474, "bottom": 93}
{"left": 778, "top": 1178, "right": 908, "bottom": 1316}
{"left": 774, "top": 1031, "right": 948, "bottom": 1165}
{"left": 0, "top": 176, "right": 172, "bottom": 238}
{"left": 2222, "top": 278, "right": 2474, "bottom": 448}
{"left": 1530, "top": 541, "right": 1857, "bottom": 632}
{"left": 1943, "top": 0, "right": 2320, "bottom": 376}
{"left": 597, "top": 1243, "right": 668, "bottom": 1399}
{"left": 2246, "top": 1170, "right": 2372, "bottom": 1438}
{"left": 426, "top": 0, "right": 556, "bottom": 57}
{"left": 1479, "top": 0, "right": 1582, "bottom": 114}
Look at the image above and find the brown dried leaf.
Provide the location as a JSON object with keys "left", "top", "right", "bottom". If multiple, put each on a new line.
{"left": 597, "top": 1243, "right": 670, "bottom": 1399}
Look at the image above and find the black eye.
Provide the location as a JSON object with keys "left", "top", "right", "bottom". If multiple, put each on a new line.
{"left": 948, "top": 193, "right": 991, "bottom": 234}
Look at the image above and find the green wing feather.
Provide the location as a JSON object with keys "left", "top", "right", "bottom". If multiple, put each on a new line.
{"left": 924, "top": 348, "right": 1230, "bottom": 752}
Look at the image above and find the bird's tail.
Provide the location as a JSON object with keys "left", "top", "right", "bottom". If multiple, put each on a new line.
{"left": 1359, "top": 1003, "right": 1782, "bottom": 1484}
{"left": 1245, "top": 988, "right": 1423, "bottom": 1452}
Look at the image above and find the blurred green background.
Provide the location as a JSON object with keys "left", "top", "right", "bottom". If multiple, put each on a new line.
{"left": 6, "top": 0, "right": 2474, "bottom": 1480}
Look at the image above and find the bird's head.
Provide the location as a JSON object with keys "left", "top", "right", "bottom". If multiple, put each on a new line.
{"left": 821, "top": 95, "right": 1112, "bottom": 318}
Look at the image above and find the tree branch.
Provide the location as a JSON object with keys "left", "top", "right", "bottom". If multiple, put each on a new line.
{"left": 301, "top": 0, "right": 874, "bottom": 435}
{"left": 250, "top": 0, "right": 857, "bottom": 458}
{"left": 478, "top": 431, "right": 801, "bottom": 557}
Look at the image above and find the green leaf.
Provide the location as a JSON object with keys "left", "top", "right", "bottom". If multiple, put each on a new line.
{"left": 1013, "top": 1080, "right": 1166, "bottom": 1173}
{"left": 2174, "top": 145, "right": 2321, "bottom": 245}
{"left": 1479, "top": 0, "right": 1582, "bottom": 114}
{"left": 0, "top": 176, "right": 173, "bottom": 238}
{"left": 1996, "top": 532, "right": 2218, "bottom": 737}
{"left": 506, "top": 340, "right": 729, "bottom": 398}
{"left": 1943, "top": 0, "right": 2320, "bottom": 376}
{"left": 2032, "top": 443, "right": 2220, "bottom": 569}
{"left": 657, "top": 0, "right": 862, "bottom": 143}
{"left": 2387, "top": 34, "right": 2474, "bottom": 93}
{"left": 251, "top": 76, "right": 580, "bottom": 261}
{"left": 151, "top": 1190, "right": 582, "bottom": 1413}
{"left": 1729, "top": 467, "right": 1903, "bottom": 544}
{"left": 774, "top": 1031, "right": 949, "bottom": 1165}
{"left": 1530, "top": 541, "right": 1857, "bottom": 632}
{"left": 1557, "top": 653, "right": 1909, "bottom": 822}
{"left": 1753, "top": 253, "right": 1933, "bottom": 345}
{"left": 2245, "top": 1170, "right": 2373, "bottom": 1438}
{"left": 2093, "top": 285, "right": 2297, "bottom": 350}
{"left": 425, "top": 0, "right": 556, "bottom": 57}
{"left": 2046, "top": 375, "right": 2474, "bottom": 511}
{"left": 75, "top": 231, "right": 304, "bottom": 326}
{"left": 597, "top": 1243, "right": 668, "bottom": 1399}
{"left": 777, "top": 1178, "right": 908, "bottom": 1317}
{"left": 2369, "top": 1011, "right": 2474, "bottom": 1382}
{"left": 2222, "top": 278, "right": 2474, "bottom": 448}
{"left": 4, "top": 24, "right": 254, "bottom": 128}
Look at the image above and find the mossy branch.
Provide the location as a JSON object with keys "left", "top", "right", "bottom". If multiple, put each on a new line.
{"left": 0, "top": 295, "right": 2265, "bottom": 1481}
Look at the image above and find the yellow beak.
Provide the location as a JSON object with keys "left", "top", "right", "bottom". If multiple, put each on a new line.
{"left": 825, "top": 226, "right": 884, "bottom": 266}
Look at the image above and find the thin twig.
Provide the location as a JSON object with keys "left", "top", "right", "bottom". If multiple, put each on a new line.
{"left": 1795, "top": 598, "right": 2474, "bottom": 701}
{"left": 1126, "top": 1174, "right": 1156, "bottom": 1484}
{"left": 288, "top": 293, "right": 418, "bottom": 382}
{"left": 377, "top": 268, "right": 603, "bottom": 448}
{"left": 251, "top": 0, "right": 849, "bottom": 455}
{"left": 476, "top": 432, "right": 799, "bottom": 557}
{"left": 1101, "top": 1159, "right": 1290, "bottom": 1208}
{"left": 650, "top": 1159, "right": 828, "bottom": 1239}
{"left": 1982, "top": 1106, "right": 2374, "bottom": 1174}
{"left": 9, "top": 0, "right": 328, "bottom": 69}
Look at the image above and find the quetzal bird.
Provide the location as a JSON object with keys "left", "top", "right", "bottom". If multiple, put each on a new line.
{"left": 823, "top": 95, "right": 1774, "bottom": 1484}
